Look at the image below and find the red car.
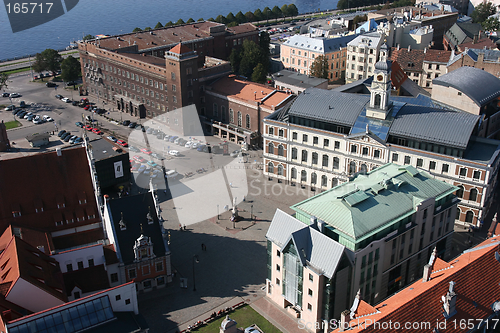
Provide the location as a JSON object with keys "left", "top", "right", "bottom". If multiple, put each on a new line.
{"left": 117, "top": 139, "right": 128, "bottom": 147}
{"left": 133, "top": 155, "right": 146, "bottom": 163}
{"left": 91, "top": 128, "right": 103, "bottom": 135}
{"left": 83, "top": 105, "right": 90, "bottom": 110}
{"left": 84, "top": 125, "right": 92, "bottom": 131}
{"left": 141, "top": 148, "right": 152, "bottom": 155}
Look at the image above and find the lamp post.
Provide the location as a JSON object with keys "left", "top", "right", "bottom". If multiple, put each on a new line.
{"left": 192, "top": 255, "right": 199, "bottom": 291}
{"left": 251, "top": 205, "right": 254, "bottom": 221}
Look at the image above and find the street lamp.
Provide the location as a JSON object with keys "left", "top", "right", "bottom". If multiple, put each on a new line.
{"left": 192, "top": 255, "right": 199, "bottom": 291}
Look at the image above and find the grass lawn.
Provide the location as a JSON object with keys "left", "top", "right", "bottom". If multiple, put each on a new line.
{"left": 5, "top": 120, "right": 21, "bottom": 130}
{"left": 4, "top": 67, "right": 30, "bottom": 75}
{"left": 193, "top": 305, "right": 282, "bottom": 333}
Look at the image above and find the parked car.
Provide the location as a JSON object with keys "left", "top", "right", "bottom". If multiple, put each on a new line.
{"left": 151, "top": 152, "right": 164, "bottom": 160}
{"left": 23, "top": 112, "right": 33, "bottom": 119}
{"left": 91, "top": 128, "right": 103, "bottom": 135}
{"left": 58, "top": 130, "right": 67, "bottom": 137}
{"left": 122, "top": 120, "right": 131, "bottom": 126}
{"left": 129, "top": 146, "right": 140, "bottom": 153}
{"left": 64, "top": 134, "right": 73, "bottom": 142}
{"left": 133, "top": 155, "right": 146, "bottom": 163}
{"left": 168, "top": 150, "right": 180, "bottom": 157}
{"left": 185, "top": 141, "right": 193, "bottom": 148}
{"left": 43, "top": 115, "right": 54, "bottom": 122}
{"left": 9, "top": 93, "right": 21, "bottom": 98}
{"left": 117, "top": 140, "right": 128, "bottom": 147}
{"left": 84, "top": 125, "right": 93, "bottom": 131}
{"left": 75, "top": 122, "right": 83, "bottom": 128}
{"left": 27, "top": 114, "right": 35, "bottom": 121}
{"left": 61, "top": 132, "right": 72, "bottom": 140}
{"left": 178, "top": 138, "right": 187, "bottom": 146}
{"left": 165, "top": 170, "right": 180, "bottom": 180}
{"left": 69, "top": 136, "right": 78, "bottom": 144}
{"left": 61, "top": 97, "right": 71, "bottom": 103}
{"left": 141, "top": 148, "right": 152, "bottom": 155}
{"left": 19, "top": 101, "right": 26, "bottom": 108}
{"left": 131, "top": 163, "right": 140, "bottom": 172}
{"left": 74, "top": 137, "right": 84, "bottom": 144}
{"left": 191, "top": 142, "right": 199, "bottom": 149}
{"left": 55, "top": 94, "right": 63, "bottom": 99}
{"left": 147, "top": 160, "right": 158, "bottom": 168}
{"left": 83, "top": 105, "right": 90, "bottom": 110}
{"left": 138, "top": 164, "right": 147, "bottom": 173}
{"left": 128, "top": 122, "right": 137, "bottom": 128}
{"left": 4, "top": 105, "right": 15, "bottom": 111}
{"left": 197, "top": 144, "right": 207, "bottom": 152}
{"left": 46, "top": 82, "right": 56, "bottom": 87}
{"left": 107, "top": 136, "right": 118, "bottom": 142}
{"left": 2, "top": 92, "right": 10, "bottom": 97}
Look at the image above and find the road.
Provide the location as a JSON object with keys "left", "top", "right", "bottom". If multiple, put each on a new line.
{"left": 0, "top": 50, "right": 80, "bottom": 73}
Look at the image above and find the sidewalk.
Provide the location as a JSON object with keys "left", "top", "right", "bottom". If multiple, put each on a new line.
{"left": 251, "top": 297, "right": 305, "bottom": 333}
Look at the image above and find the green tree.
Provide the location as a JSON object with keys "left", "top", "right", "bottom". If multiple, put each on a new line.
{"left": 83, "top": 34, "right": 95, "bottom": 41}
{"left": 483, "top": 16, "right": 500, "bottom": 30}
{"left": 239, "top": 40, "right": 264, "bottom": 78}
{"left": 472, "top": 1, "right": 497, "bottom": 24}
{"left": 197, "top": 18, "right": 204, "bottom": 22}
{"left": 187, "top": 18, "right": 195, "bottom": 23}
{"left": 259, "top": 31, "right": 271, "bottom": 60}
{"left": 226, "top": 12, "right": 236, "bottom": 23}
{"left": 288, "top": 4, "right": 298, "bottom": 17}
{"left": 0, "top": 73, "right": 9, "bottom": 91}
{"left": 132, "top": 27, "right": 142, "bottom": 32}
{"left": 353, "top": 15, "right": 368, "bottom": 26}
{"left": 272, "top": 6, "right": 282, "bottom": 22}
{"left": 229, "top": 48, "right": 242, "bottom": 73}
{"left": 227, "top": 21, "right": 238, "bottom": 27}
{"left": 154, "top": 22, "right": 163, "bottom": 29}
{"left": 175, "top": 18, "right": 185, "bottom": 25}
{"left": 235, "top": 11, "right": 246, "bottom": 23}
{"left": 254, "top": 9, "right": 263, "bottom": 21}
{"left": 165, "top": 21, "right": 173, "bottom": 27}
{"left": 281, "top": 4, "right": 289, "bottom": 17}
{"left": 208, "top": 17, "right": 215, "bottom": 22}
{"left": 32, "top": 53, "right": 46, "bottom": 79}
{"left": 144, "top": 27, "right": 152, "bottom": 31}
{"left": 245, "top": 11, "right": 255, "bottom": 22}
{"left": 40, "top": 49, "right": 62, "bottom": 74}
{"left": 310, "top": 55, "right": 329, "bottom": 79}
{"left": 61, "top": 56, "right": 81, "bottom": 89}
{"left": 263, "top": 7, "right": 272, "bottom": 22}
{"left": 215, "top": 14, "right": 226, "bottom": 24}
{"left": 252, "top": 63, "right": 267, "bottom": 83}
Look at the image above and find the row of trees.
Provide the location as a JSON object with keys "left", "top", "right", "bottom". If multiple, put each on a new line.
{"left": 32, "top": 49, "right": 81, "bottom": 88}
{"left": 337, "top": 0, "right": 414, "bottom": 11}
{"left": 132, "top": 4, "right": 299, "bottom": 32}
{"left": 471, "top": 1, "right": 499, "bottom": 31}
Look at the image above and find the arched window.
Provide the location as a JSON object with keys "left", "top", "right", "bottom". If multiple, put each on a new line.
{"left": 333, "top": 157, "right": 339, "bottom": 170}
{"left": 292, "top": 148, "right": 297, "bottom": 159}
{"left": 469, "top": 188, "right": 478, "bottom": 202}
{"left": 245, "top": 114, "right": 250, "bottom": 129}
{"left": 268, "top": 127, "right": 274, "bottom": 135}
{"left": 301, "top": 170, "right": 307, "bottom": 182}
{"left": 322, "top": 155, "right": 328, "bottom": 167}
{"left": 374, "top": 94, "right": 381, "bottom": 107}
{"left": 456, "top": 185, "right": 464, "bottom": 199}
{"left": 229, "top": 109, "right": 234, "bottom": 123}
{"left": 360, "top": 164, "right": 368, "bottom": 174}
{"left": 278, "top": 165, "right": 284, "bottom": 176}
{"left": 312, "top": 152, "right": 318, "bottom": 165}
{"left": 302, "top": 150, "right": 308, "bottom": 162}
{"left": 268, "top": 142, "right": 274, "bottom": 154}
{"left": 321, "top": 175, "right": 328, "bottom": 187}
{"left": 278, "top": 129, "right": 284, "bottom": 137}
{"left": 267, "top": 162, "right": 274, "bottom": 173}
{"left": 291, "top": 168, "right": 297, "bottom": 179}
{"left": 237, "top": 111, "right": 242, "bottom": 127}
{"left": 311, "top": 173, "right": 317, "bottom": 184}
{"left": 349, "top": 161, "right": 357, "bottom": 174}
{"left": 278, "top": 145, "right": 284, "bottom": 157}
{"left": 465, "top": 211, "right": 474, "bottom": 223}
{"left": 332, "top": 178, "right": 338, "bottom": 188}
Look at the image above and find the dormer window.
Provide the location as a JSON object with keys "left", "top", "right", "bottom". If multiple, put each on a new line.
{"left": 12, "top": 211, "right": 21, "bottom": 218}
{"left": 56, "top": 194, "right": 65, "bottom": 209}
{"left": 34, "top": 198, "right": 43, "bottom": 212}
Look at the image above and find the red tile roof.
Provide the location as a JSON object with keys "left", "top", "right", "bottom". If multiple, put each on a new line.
{"left": 0, "top": 147, "right": 101, "bottom": 234}
{"left": 332, "top": 236, "right": 500, "bottom": 333}
{"left": 209, "top": 75, "right": 292, "bottom": 112}
{"left": 0, "top": 235, "right": 66, "bottom": 303}
{"left": 51, "top": 228, "right": 105, "bottom": 251}
{"left": 390, "top": 47, "right": 425, "bottom": 72}
{"left": 169, "top": 43, "right": 193, "bottom": 55}
{"left": 458, "top": 38, "right": 497, "bottom": 52}
{"left": 424, "top": 49, "right": 452, "bottom": 63}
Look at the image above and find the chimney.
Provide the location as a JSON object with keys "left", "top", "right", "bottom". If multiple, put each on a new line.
{"left": 310, "top": 215, "right": 317, "bottom": 226}
{"left": 408, "top": 45, "right": 411, "bottom": 52}
{"left": 397, "top": 44, "right": 400, "bottom": 50}
{"left": 473, "top": 33, "right": 478, "bottom": 44}
{"left": 424, "top": 47, "right": 427, "bottom": 53}
{"left": 56, "top": 148, "right": 62, "bottom": 157}
{"left": 442, "top": 281, "right": 457, "bottom": 318}
{"left": 339, "top": 310, "right": 351, "bottom": 332}
{"left": 422, "top": 247, "right": 437, "bottom": 282}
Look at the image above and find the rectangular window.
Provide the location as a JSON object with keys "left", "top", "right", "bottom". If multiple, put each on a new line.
{"left": 66, "top": 264, "right": 73, "bottom": 272}
{"left": 362, "top": 147, "right": 368, "bottom": 155}
{"left": 129, "top": 269, "right": 136, "bottom": 279}
{"left": 77, "top": 261, "right": 84, "bottom": 270}
{"left": 313, "top": 137, "right": 318, "bottom": 145}
{"left": 88, "top": 258, "right": 94, "bottom": 267}
{"left": 429, "top": 161, "right": 436, "bottom": 170}
{"left": 351, "top": 145, "right": 357, "bottom": 153}
{"left": 335, "top": 141, "right": 340, "bottom": 149}
{"left": 442, "top": 164, "right": 449, "bottom": 173}
{"left": 309, "top": 273, "right": 313, "bottom": 282}
{"left": 459, "top": 167, "right": 467, "bottom": 176}
{"left": 374, "top": 150, "right": 380, "bottom": 158}
{"left": 111, "top": 273, "right": 118, "bottom": 283}
{"left": 308, "top": 303, "right": 312, "bottom": 311}
{"left": 156, "top": 262, "right": 163, "bottom": 271}
{"left": 308, "top": 289, "right": 313, "bottom": 296}
{"left": 276, "top": 250, "right": 280, "bottom": 257}
{"left": 276, "top": 278, "right": 280, "bottom": 285}
{"left": 303, "top": 134, "right": 308, "bottom": 142}
{"left": 292, "top": 132, "right": 297, "bottom": 140}
{"left": 392, "top": 153, "right": 398, "bottom": 162}
{"left": 473, "top": 170, "right": 480, "bottom": 179}
{"left": 324, "top": 139, "right": 329, "bottom": 147}
{"left": 404, "top": 156, "right": 411, "bottom": 164}
{"left": 276, "top": 264, "right": 280, "bottom": 271}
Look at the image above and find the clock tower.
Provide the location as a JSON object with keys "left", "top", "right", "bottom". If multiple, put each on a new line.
{"left": 367, "top": 43, "right": 392, "bottom": 120}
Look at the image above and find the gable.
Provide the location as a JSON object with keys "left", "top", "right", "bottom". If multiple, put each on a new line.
{"left": 348, "top": 133, "right": 387, "bottom": 147}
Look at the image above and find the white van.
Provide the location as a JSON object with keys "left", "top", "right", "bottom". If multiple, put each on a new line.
{"left": 165, "top": 170, "right": 179, "bottom": 180}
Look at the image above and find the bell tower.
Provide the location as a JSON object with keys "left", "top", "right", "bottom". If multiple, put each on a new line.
{"left": 366, "top": 43, "right": 392, "bottom": 120}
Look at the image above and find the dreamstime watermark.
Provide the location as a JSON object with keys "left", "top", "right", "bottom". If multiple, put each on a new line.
{"left": 4, "top": 0, "right": 79, "bottom": 33}
{"left": 127, "top": 104, "right": 248, "bottom": 227}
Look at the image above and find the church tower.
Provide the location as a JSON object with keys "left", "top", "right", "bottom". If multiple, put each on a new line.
{"left": 366, "top": 43, "right": 392, "bottom": 120}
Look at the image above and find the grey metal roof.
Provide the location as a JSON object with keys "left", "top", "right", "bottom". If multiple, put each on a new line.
{"left": 467, "top": 48, "right": 500, "bottom": 63}
{"left": 347, "top": 32, "right": 381, "bottom": 48}
{"left": 288, "top": 88, "right": 369, "bottom": 127}
{"left": 266, "top": 209, "right": 345, "bottom": 279}
{"left": 389, "top": 105, "right": 479, "bottom": 149}
{"left": 433, "top": 67, "right": 500, "bottom": 106}
{"left": 272, "top": 69, "right": 327, "bottom": 88}
{"left": 282, "top": 34, "right": 357, "bottom": 53}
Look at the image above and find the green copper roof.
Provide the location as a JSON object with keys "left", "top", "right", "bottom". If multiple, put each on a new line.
{"left": 291, "top": 163, "right": 457, "bottom": 241}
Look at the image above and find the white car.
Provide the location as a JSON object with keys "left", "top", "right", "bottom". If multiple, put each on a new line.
{"left": 61, "top": 97, "right": 71, "bottom": 103}
{"left": 9, "top": 93, "right": 21, "bottom": 98}
{"left": 23, "top": 112, "right": 33, "bottom": 119}
{"left": 184, "top": 141, "right": 192, "bottom": 148}
{"left": 43, "top": 115, "right": 54, "bottom": 122}
{"left": 168, "top": 150, "right": 179, "bottom": 157}
{"left": 191, "top": 142, "right": 199, "bottom": 149}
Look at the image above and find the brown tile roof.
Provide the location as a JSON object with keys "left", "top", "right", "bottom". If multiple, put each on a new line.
{"left": 103, "top": 244, "right": 119, "bottom": 265}
{"left": 0, "top": 235, "right": 66, "bottom": 303}
{"left": 458, "top": 38, "right": 498, "bottom": 52}
{"left": 62, "top": 264, "right": 110, "bottom": 295}
{"left": 0, "top": 147, "right": 101, "bottom": 233}
{"left": 332, "top": 236, "right": 500, "bottom": 333}
{"left": 390, "top": 47, "right": 425, "bottom": 72}
{"left": 116, "top": 53, "right": 166, "bottom": 67}
{"left": 209, "top": 75, "right": 292, "bottom": 112}
{"left": 0, "top": 225, "right": 54, "bottom": 256}
{"left": 226, "top": 23, "right": 259, "bottom": 35}
{"left": 424, "top": 49, "right": 452, "bottom": 63}
{"left": 51, "top": 228, "right": 105, "bottom": 251}
{"left": 170, "top": 43, "right": 193, "bottom": 55}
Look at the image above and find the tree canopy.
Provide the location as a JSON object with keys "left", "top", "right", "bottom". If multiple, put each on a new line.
{"left": 144, "top": 27, "right": 152, "bottom": 31}
{"left": 154, "top": 22, "right": 163, "bottom": 29}
{"left": 83, "top": 34, "right": 95, "bottom": 41}
{"left": 235, "top": 11, "right": 246, "bottom": 23}
{"left": 272, "top": 6, "right": 282, "bottom": 21}
{"left": 472, "top": 1, "right": 497, "bottom": 25}
{"left": 187, "top": 18, "right": 195, "bottom": 23}
{"left": 263, "top": 7, "right": 272, "bottom": 22}
{"left": 353, "top": 15, "right": 368, "bottom": 26}
{"left": 197, "top": 18, "right": 204, "bottom": 22}
{"left": 61, "top": 56, "right": 81, "bottom": 89}
{"left": 33, "top": 49, "right": 62, "bottom": 76}
{"left": 245, "top": 11, "right": 255, "bottom": 22}
{"left": 482, "top": 16, "right": 500, "bottom": 31}
{"left": 226, "top": 12, "right": 236, "bottom": 23}
{"left": 288, "top": 4, "right": 298, "bottom": 17}
{"left": 252, "top": 63, "right": 267, "bottom": 83}
{"left": 175, "top": 18, "right": 185, "bottom": 25}
{"left": 132, "top": 27, "right": 142, "bottom": 32}
{"left": 0, "top": 73, "right": 9, "bottom": 91}
{"left": 310, "top": 55, "right": 329, "bottom": 79}
{"left": 253, "top": 9, "right": 263, "bottom": 21}
{"left": 165, "top": 21, "right": 173, "bottom": 27}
